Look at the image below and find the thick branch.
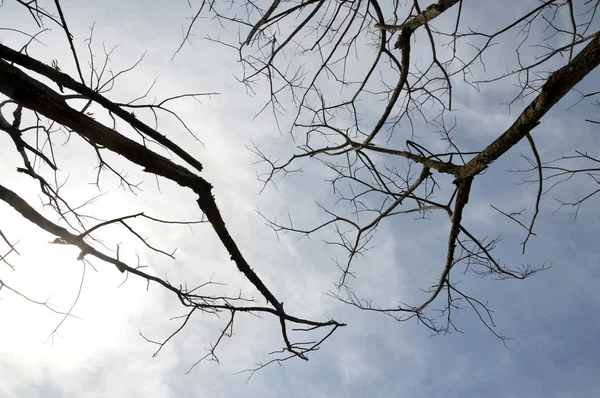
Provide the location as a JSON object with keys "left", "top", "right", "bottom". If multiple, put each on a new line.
{"left": 456, "top": 32, "right": 600, "bottom": 182}
{"left": 0, "top": 59, "right": 283, "bottom": 315}
{"left": 0, "top": 183, "right": 344, "bottom": 335}
{"left": 0, "top": 43, "right": 204, "bottom": 173}
{"left": 415, "top": 177, "right": 472, "bottom": 312}
{"left": 374, "top": 0, "right": 460, "bottom": 32}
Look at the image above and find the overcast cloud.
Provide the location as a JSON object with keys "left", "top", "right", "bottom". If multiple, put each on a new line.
{"left": 1, "top": 1, "right": 599, "bottom": 397}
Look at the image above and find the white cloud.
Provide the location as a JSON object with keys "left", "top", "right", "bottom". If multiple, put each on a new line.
{"left": 1, "top": 1, "right": 600, "bottom": 397}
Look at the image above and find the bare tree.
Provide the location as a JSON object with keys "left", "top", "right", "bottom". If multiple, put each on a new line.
{"left": 2, "top": 0, "right": 600, "bottom": 374}
{"left": 0, "top": 0, "right": 343, "bottom": 372}
{"left": 173, "top": 0, "right": 600, "bottom": 338}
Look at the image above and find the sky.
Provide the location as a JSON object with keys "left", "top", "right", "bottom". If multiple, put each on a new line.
{"left": 1, "top": 1, "right": 599, "bottom": 397}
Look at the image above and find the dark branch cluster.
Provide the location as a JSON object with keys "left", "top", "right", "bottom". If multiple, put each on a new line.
{"left": 0, "top": 0, "right": 344, "bottom": 373}
{"left": 175, "top": 0, "right": 600, "bottom": 337}
{"left": 2, "top": 0, "right": 600, "bottom": 375}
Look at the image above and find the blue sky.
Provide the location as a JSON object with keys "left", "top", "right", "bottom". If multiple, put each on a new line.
{"left": 1, "top": 1, "right": 599, "bottom": 397}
